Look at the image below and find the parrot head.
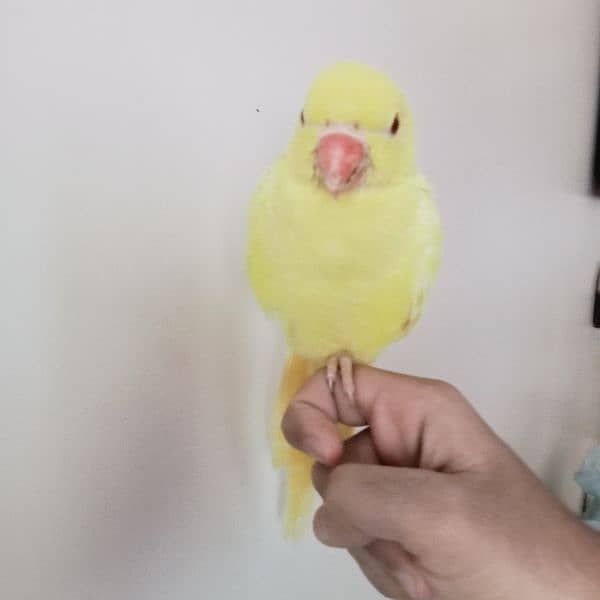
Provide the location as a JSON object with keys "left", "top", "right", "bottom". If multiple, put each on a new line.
{"left": 288, "top": 62, "right": 416, "bottom": 196}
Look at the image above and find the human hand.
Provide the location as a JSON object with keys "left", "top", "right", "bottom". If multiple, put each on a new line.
{"left": 282, "top": 366, "right": 600, "bottom": 599}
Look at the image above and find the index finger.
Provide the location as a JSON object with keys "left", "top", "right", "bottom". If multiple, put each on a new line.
{"left": 282, "top": 365, "right": 500, "bottom": 472}
{"left": 281, "top": 366, "right": 420, "bottom": 466}
{"left": 280, "top": 369, "right": 344, "bottom": 466}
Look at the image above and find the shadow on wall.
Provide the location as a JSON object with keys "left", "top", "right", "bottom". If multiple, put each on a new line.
{"left": 52, "top": 238, "right": 256, "bottom": 596}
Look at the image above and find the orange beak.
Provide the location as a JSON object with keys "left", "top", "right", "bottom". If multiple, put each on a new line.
{"left": 315, "top": 132, "right": 367, "bottom": 195}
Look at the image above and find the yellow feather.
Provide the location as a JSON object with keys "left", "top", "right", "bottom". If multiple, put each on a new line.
{"left": 271, "top": 354, "right": 317, "bottom": 539}
{"left": 272, "top": 354, "right": 353, "bottom": 539}
{"left": 247, "top": 62, "right": 442, "bottom": 537}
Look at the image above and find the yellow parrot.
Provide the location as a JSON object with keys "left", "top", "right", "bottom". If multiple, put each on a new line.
{"left": 247, "top": 62, "right": 442, "bottom": 538}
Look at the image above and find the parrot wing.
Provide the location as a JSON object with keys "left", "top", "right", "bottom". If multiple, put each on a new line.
{"left": 402, "top": 176, "right": 442, "bottom": 334}
{"left": 246, "top": 158, "right": 285, "bottom": 315}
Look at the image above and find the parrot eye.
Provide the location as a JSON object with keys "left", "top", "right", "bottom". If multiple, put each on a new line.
{"left": 300, "top": 111, "right": 305, "bottom": 126}
{"left": 390, "top": 114, "right": 400, "bottom": 135}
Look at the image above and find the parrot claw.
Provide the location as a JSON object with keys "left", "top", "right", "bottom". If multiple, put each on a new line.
{"left": 326, "top": 373, "right": 335, "bottom": 391}
{"left": 325, "top": 353, "right": 355, "bottom": 403}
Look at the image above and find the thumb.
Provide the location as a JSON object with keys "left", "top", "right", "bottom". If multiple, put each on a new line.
{"left": 314, "top": 463, "right": 463, "bottom": 556}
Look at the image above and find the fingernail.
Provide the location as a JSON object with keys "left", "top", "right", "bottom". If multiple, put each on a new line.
{"left": 304, "top": 435, "right": 326, "bottom": 462}
{"left": 394, "top": 570, "right": 418, "bottom": 599}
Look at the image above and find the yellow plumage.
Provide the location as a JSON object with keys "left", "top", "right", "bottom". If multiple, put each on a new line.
{"left": 271, "top": 354, "right": 354, "bottom": 538}
{"left": 247, "top": 62, "right": 442, "bottom": 538}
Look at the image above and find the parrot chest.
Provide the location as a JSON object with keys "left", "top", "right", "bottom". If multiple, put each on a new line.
{"left": 262, "top": 183, "right": 426, "bottom": 362}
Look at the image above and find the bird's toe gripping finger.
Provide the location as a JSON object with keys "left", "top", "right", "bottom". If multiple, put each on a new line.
{"left": 326, "top": 356, "right": 338, "bottom": 391}
{"left": 325, "top": 353, "right": 355, "bottom": 402}
{"left": 339, "top": 354, "right": 355, "bottom": 402}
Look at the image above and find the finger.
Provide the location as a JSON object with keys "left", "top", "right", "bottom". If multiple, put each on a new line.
{"left": 312, "top": 429, "right": 380, "bottom": 496}
{"left": 366, "top": 540, "right": 433, "bottom": 599}
{"left": 314, "top": 479, "right": 433, "bottom": 597}
{"left": 321, "top": 463, "right": 459, "bottom": 556}
{"left": 311, "top": 432, "right": 381, "bottom": 547}
{"left": 285, "top": 364, "right": 502, "bottom": 472}
{"left": 349, "top": 547, "right": 413, "bottom": 600}
{"left": 283, "top": 366, "right": 400, "bottom": 467}
{"left": 313, "top": 504, "right": 372, "bottom": 548}
{"left": 281, "top": 372, "right": 343, "bottom": 465}
{"left": 312, "top": 431, "right": 383, "bottom": 548}
{"left": 365, "top": 539, "right": 413, "bottom": 573}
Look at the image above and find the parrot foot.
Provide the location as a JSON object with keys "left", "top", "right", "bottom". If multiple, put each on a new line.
{"left": 326, "top": 352, "right": 355, "bottom": 402}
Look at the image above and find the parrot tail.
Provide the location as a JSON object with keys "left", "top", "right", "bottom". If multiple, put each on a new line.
{"left": 271, "top": 353, "right": 318, "bottom": 539}
{"left": 271, "top": 353, "right": 353, "bottom": 539}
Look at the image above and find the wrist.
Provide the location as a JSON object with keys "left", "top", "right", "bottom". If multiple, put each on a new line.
{"left": 556, "top": 522, "right": 600, "bottom": 600}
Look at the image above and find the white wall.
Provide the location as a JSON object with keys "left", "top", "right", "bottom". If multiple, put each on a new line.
{"left": 2, "top": 1, "right": 600, "bottom": 598}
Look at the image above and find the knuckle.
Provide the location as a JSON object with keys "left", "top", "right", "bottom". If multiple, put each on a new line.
{"left": 312, "top": 509, "right": 332, "bottom": 545}
{"left": 422, "top": 379, "right": 465, "bottom": 405}
{"left": 432, "top": 481, "right": 472, "bottom": 540}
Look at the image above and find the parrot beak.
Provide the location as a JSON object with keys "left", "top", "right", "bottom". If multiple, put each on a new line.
{"left": 315, "top": 130, "right": 368, "bottom": 195}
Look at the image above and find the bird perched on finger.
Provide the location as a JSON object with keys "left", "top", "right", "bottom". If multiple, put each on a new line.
{"left": 247, "top": 62, "right": 442, "bottom": 538}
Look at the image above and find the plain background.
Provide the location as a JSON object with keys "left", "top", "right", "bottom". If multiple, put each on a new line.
{"left": 2, "top": 1, "right": 600, "bottom": 598}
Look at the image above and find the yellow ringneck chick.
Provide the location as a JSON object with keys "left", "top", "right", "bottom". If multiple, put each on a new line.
{"left": 247, "top": 62, "right": 442, "bottom": 538}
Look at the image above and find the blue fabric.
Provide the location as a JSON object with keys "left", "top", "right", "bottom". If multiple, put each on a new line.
{"left": 575, "top": 446, "right": 600, "bottom": 529}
